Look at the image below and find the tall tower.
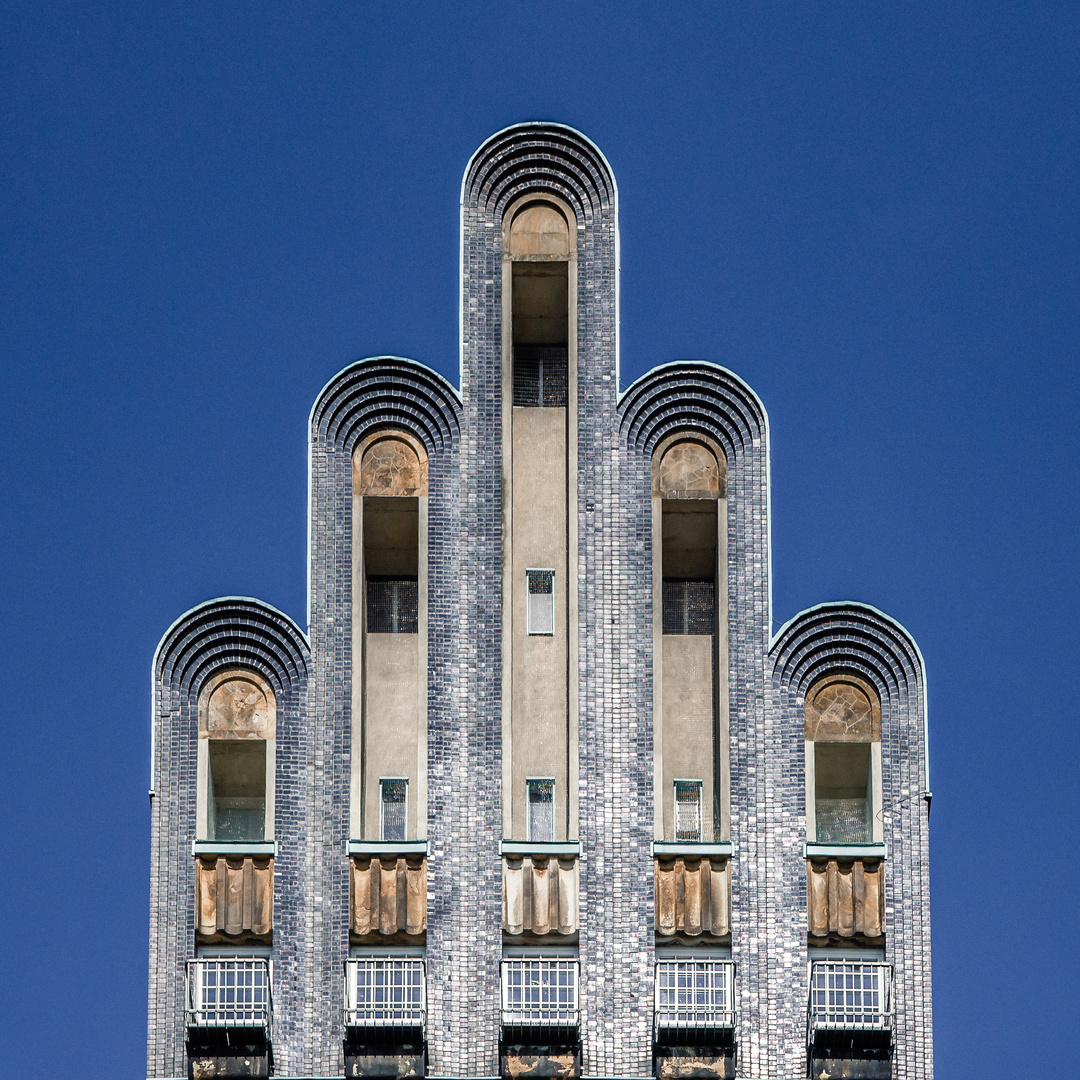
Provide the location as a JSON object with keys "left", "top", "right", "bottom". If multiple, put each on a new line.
{"left": 147, "top": 123, "right": 933, "bottom": 1080}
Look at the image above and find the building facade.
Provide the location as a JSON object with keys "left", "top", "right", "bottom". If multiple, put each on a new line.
{"left": 147, "top": 124, "right": 933, "bottom": 1080}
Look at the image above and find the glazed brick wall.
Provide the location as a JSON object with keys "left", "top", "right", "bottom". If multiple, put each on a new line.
{"left": 146, "top": 601, "right": 309, "bottom": 1076}
{"left": 148, "top": 124, "right": 932, "bottom": 1079}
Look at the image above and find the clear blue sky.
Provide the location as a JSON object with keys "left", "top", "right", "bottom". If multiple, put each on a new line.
{"left": 1, "top": 3, "right": 1077, "bottom": 1075}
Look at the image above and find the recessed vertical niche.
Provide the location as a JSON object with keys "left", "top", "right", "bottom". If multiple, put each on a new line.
{"left": 652, "top": 436, "right": 729, "bottom": 843}
{"left": 351, "top": 432, "right": 429, "bottom": 842}
{"left": 502, "top": 196, "right": 578, "bottom": 844}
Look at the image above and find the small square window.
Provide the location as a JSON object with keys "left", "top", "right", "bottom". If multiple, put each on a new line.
{"left": 527, "top": 778, "right": 555, "bottom": 842}
{"left": 674, "top": 780, "right": 703, "bottom": 842}
{"left": 380, "top": 778, "right": 408, "bottom": 842}
{"left": 526, "top": 569, "right": 555, "bottom": 635}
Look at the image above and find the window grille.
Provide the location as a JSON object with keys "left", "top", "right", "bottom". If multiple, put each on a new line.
{"left": 366, "top": 577, "right": 418, "bottom": 634}
{"left": 344, "top": 958, "right": 426, "bottom": 1032}
{"left": 186, "top": 959, "right": 272, "bottom": 1035}
{"left": 513, "top": 345, "right": 568, "bottom": 407}
{"left": 380, "top": 778, "right": 408, "bottom": 843}
{"left": 674, "top": 780, "right": 703, "bottom": 842}
{"left": 815, "top": 797, "right": 870, "bottom": 844}
{"left": 654, "top": 960, "right": 736, "bottom": 1034}
{"left": 526, "top": 569, "right": 555, "bottom": 635}
{"left": 662, "top": 580, "right": 715, "bottom": 635}
{"left": 808, "top": 961, "right": 892, "bottom": 1034}
{"left": 527, "top": 778, "right": 555, "bottom": 842}
{"left": 501, "top": 958, "right": 579, "bottom": 1027}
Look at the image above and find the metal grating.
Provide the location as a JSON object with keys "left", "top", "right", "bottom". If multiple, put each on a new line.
{"left": 344, "top": 958, "right": 426, "bottom": 1032}
{"left": 674, "top": 780, "right": 703, "bottom": 842}
{"left": 527, "top": 778, "right": 555, "bottom": 842}
{"left": 501, "top": 959, "right": 579, "bottom": 1027}
{"left": 808, "top": 961, "right": 892, "bottom": 1034}
{"left": 513, "top": 345, "right": 568, "bottom": 407}
{"left": 186, "top": 958, "right": 272, "bottom": 1034}
{"left": 654, "top": 960, "right": 736, "bottom": 1034}
{"left": 366, "top": 576, "right": 418, "bottom": 633}
{"left": 815, "top": 797, "right": 871, "bottom": 844}
{"left": 662, "top": 579, "right": 715, "bottom": 635}
{"left": 526, "top": 569, "right": 555, "bottom": 635}
{"left": 380, "top": 778, "right": 408, "bottom": 842}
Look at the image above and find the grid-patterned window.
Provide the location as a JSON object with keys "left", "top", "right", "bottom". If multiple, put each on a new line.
{"left": 662, "top": 579, "right": 715, "bottom": 635}
{"left": 380, "top": 778, "right": 408, "bottom": 842}
{"left": 366, "top": 577, "right": 418, "bottom": 633}
{"left": 186, "top": 959, "right": 271, "bottom": 1030}
{"left": 809, "top": 961, "right": 891, "bottom": 1030}
{"left": 344, "top": 958, "right": 426, "bottom": 1030}
{"left": 526, "top": 569, "right": 555, "bottom": 635}
{"left": 513, "top": 345, "right": 568, "bottom": 407}
{"left": 674, "top": 780, "right": 703, "bottom": 842}
{"left": 654, "top": 960, "right": 735, "bottom": 1031}
{"left": 527, "top": 778, "right": 555, "bottom": 842}
{"left": 501, "top": 958, "right": 579, "bottom": 1026}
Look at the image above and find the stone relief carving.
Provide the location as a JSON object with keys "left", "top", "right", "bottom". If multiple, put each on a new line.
{"left": 805, "top": 678, "right": 880, "bottom": 742}
{"left": 357, "top": 436, "right": 428, "bottom": 497}
{"left": 205, "top": 676, "right": 273, "bottom": 739}
{"left": 656, "top": 440, "right": 724, "bottom": 499}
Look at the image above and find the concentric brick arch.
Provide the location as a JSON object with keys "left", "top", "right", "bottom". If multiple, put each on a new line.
{"left": 769, "top": 601, "right": 924, "bottom": 708}
{"left": 311, "top": 357, "right": 461, "bottom": 455}
{"left": 154, "top": 596, "right": 309, "bottom": 701}
{"left": 463, "top": 122, "right": 616, "bottom": 222}
{"left": 618, "top": 361, "right": 768, "bottom": 460}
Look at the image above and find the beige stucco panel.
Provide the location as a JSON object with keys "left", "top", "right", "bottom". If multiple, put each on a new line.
{"left": 661, "top": 635, "right": 715, "bottom": 840}
{"left": 364, "top": 634, "right": 421, "bottom": 838}
{"left": 510, "top": 406, "right": 568, "bottom": 840}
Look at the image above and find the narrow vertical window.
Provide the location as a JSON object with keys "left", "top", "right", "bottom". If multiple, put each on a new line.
{"left": 208, "top": 741, "right": 267, "bottom": 842}
{"left": 527, "top": 778, "right": 555, "bottom": 842}
{"left": 366, "top": 576, "right": 418, "bottom": 633}
{"left": 674, "top": 780, "right": 703, "bottom": 842}
{"left": 662, "top": 579, "right": 715, "bottom": 635}
{"left": 380, "top": 778, "right": 408, "bottom": 842}
{"left": 814, "top": 744, "right": 872, "bottom": 844}
{"left": 526, "top": 569, "right": 555, "bottom": 635}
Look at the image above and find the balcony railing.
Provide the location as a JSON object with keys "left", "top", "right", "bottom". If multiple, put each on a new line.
{"left": 808, "top": 961, "right": 893, "bottom": 1037}
{"left": 185, "top": 958, "right": 272, "bottom": 1037}
{"left": 344, "top": 958, "right": 426, "bottom": 1033}
{"left": 654, "top": 960, "right": 736, "bottom": 1037}
{"left": 500, "top": 958, "right": 580, "bottom": 1028}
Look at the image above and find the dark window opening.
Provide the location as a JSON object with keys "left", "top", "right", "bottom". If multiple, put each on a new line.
{"left": 367, "top": 576, "right": 418, "bottom": 633}
{"left": 662, "top": 579, "right": 715, "bottom": 635}
{"left": 513, "top": 345, "right": 568, "bottom": 407}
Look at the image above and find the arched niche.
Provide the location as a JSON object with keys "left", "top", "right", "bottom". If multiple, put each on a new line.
{"left": 197, "top": 669, "right": 277, "bottom": 842}
{"left": 804, "top": 675, "right": 881, "bottom": 743}
{"left": 506, "top": 201, "right": 572, "bottom": 259}
{"left": 353, "top": 432, "right": 428, "bottom": 497}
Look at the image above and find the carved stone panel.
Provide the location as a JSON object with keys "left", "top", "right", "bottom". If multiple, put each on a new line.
{"left": 503, "top": 854, "right": 579, "bottom": 937}
{"left": 804, "top": 677, "right": 880, "bottom": 742}
{"left": 350, "top": 854, "right": 427, "bottom": 938}
{"left": 654, "top": 856, "right": 731, "bottom": 939}
{"left": 807, "top": 857, "right": 885, "bottom": 941}
{"left": 356, "top": 437, "right": 428, "bottom": 497}
{"left": 195, "top": 855, "right": 273, "bottom": 941}
{"left": 654, "top": 440, "right": 725, "bottom": 500}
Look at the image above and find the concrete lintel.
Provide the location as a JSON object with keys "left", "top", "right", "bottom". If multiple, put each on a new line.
{"left": 192, "top": 840, "right": 277, "bottom": 858}
{"left": 500, "top": 839, "right": 582, "bottom": 856}
{"left": 348, "top": 839, "right": 430, "bottom": 856}
{"left": 651, "top": 841, "right": 733, "bottom": 857}
{"left": 804, "top": 842, "right": 887, "bottom": 860}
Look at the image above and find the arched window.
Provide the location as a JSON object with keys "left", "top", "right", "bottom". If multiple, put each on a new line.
{"left": 501, "top": 195, "right": 578, "bottom": 846}
{"left": 352, "top": 431, "right": 428, "bottom": 842}
{"left": 652, "top": 435, "right": 729, "bottom": 843}
{"left": 197, "top": 670, "right": 276, "bottom": 842}
{"left": 804, "top": 676, "right": 883, "bottom": 845}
